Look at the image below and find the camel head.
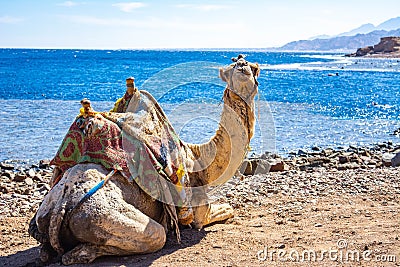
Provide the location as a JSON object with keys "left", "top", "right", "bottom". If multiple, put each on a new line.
{"left": 219, "top": 54, "right": 260, "bottom": 102}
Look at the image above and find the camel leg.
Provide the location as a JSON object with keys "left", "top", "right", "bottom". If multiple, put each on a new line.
{"left": 207, "top": 203, "right": 234, "bottom": 225}
{"left": 62, "top": 243, "right": 129, "bottom": 265}
{"left": 64, "top": 195, "right": 166, "bottom": 265}
{"left": 192, "top": 203, "right": 234, "bottom": 229}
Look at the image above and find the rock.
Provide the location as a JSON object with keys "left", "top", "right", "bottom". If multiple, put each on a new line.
{"left": 22, "top": 188, "right": 31, "bottom": 195}
{"left": 1, "top": 171, "right": 15, "bottom": 180}
{"left": 239, "top": 159, "right": 253, "bottom": 176}
{"left": 0, "top": 183, "right": 9, "bottom": 193}
{"left": 314, "top": 223, "right": 323, "bottom": 227}
{"left": 33, "top": 173, "right": 43, "bottom": 182}
{"left": 322, "top": 148, "right": 334, "bottom": 156}
{"left": 240, "top": 158, "right": 273, "bottom": 175}
{"left": 39, "top": 159, "right": 51, "bottom": 169}
{"left": 338, "top": 155, "right": 349, "bottom": 164}
{"left": 269, "top": 160, "right": 286, "bottom": 172}
{"left": 24, "top": 177, "right": 34, "bottom": 186}
{"left": 13, "top": 173, "right": 26, "bottom": 182}
{"left": 0, "top": 162, "right": 14, "bottom": 170}
{"left": 391, "top": 152, "right": 400, "bottom": 167}
{"left": 297, "top": 149, "right": 308, "bottom": 156}
{"left": 328, "top": 152, "right": 340, "bottom": 159}
{"left": 382, "top": 153, "right": 395, "bottom": 167}
{"left": 346, "top": 37, "right": 400, "bottom": 57}
{"left": 337, "top": 162, "right": 360, "bottom": 170}
{"left": 38, "top": 183, "right": 51, "bottom": 191}
{"left": 253, "top": 159, "right": 271, "bottom": 174}
{"left": 27, "top": 169, "right": 36, "bottom": 177}
{"left": 377, "top": 142, "right": 387, "bottom": 149}
{"left": 359, "top": 150, "right": 371, "bottom": 157}
{"left": 354, "top": 46, "right": 374, "bottom": 57}
{"left": 373, "top": 37, "right": 400, "bottom": 53}
{"left": 226, "top": 192, "right": 234, "bottom": 198}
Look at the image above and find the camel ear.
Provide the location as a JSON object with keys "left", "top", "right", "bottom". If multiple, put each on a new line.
{"left": 250, "top": 63, "right": 260, "bottom": 78}
{"left": 219, "top": 67, "right": 228, "bottom": 82}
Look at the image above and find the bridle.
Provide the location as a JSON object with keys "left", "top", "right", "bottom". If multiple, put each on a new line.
{"left": 227, "top": 59, "right": 259, "bottom": 104}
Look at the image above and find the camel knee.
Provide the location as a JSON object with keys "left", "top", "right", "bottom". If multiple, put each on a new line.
{"left": 140, "top": 222, "right": 166, "bottom": 253}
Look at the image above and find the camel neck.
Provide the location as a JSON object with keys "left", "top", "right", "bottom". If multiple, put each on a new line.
{"left": 188, "top": 87, "right": 256, "bottom": 186}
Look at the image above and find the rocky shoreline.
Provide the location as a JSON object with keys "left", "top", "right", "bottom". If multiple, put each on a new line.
{"left": 0, "top": 160, "right": 53, "bottom": 217}
{"left": 242, "top": 140, "right": 400, "bottom": 175}
{"left": 1, "top": 141, "right": 399, "bottom": 218}
{"left": 345, "top": 36, "right": 400, "bottom": 58}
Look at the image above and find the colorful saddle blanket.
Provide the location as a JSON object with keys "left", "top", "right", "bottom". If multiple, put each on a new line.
{"left": 50, "top": 90, "right": 193, "bottom": 238}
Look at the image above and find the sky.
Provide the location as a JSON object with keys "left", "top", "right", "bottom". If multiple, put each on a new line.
{"left": 1, "top": 0, "right": 400, "bottom": 49}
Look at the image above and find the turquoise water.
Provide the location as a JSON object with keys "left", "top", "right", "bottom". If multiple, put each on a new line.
{"left": 0, "top": 49, "right": 399, "bottom": 161}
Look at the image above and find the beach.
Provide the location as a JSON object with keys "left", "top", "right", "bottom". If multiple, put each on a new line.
{"left": 0, "top": 49, "right": 399, "bottom": 266}
{"left": 1, "top": 141, "right": 399, "bottom": 266}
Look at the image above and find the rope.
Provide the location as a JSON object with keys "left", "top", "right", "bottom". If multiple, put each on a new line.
{"left": 61, "top": 168, "right": 117, "bottom": 233}
{"left": 74, "top": 169, "right": 116, "bottom": 210}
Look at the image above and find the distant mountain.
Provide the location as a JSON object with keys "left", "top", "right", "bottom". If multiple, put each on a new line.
{"left": 336, "top": 17, "right": 400, "bottom": 37}
{"left": 279, "top": 16, "right": 400, "bottom": 51}
{"left": 307, "top": 17, "right": 400, "bottom": 41}
{"left": 308, "top": 34, "right": 331, "bottom": 40}
{"left": 279, "top": 29, "right": 400, "bottom": 51}
{"left": 376, "top": 16, "right": 400, "bottom": 31}
{"left": 337, "top": 23, "right": 376, "bottom": 37}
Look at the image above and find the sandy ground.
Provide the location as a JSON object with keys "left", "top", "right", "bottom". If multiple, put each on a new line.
{"left": 1, "top": 168, "right": 399, "bottom": 267}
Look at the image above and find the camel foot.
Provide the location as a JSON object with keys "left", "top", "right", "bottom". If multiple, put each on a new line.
{"left": 61, "top": 243, "right": 99, "bottom": 265}
{"left": 192, "top": 203, "right": 234, "bottom": 229}
{"left": 208, "top": 203, "right": 234, "bottom": 224}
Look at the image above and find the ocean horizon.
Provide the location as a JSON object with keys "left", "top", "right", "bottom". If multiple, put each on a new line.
{"left": 0, "top": 49, "right": 399, "bottom": 162}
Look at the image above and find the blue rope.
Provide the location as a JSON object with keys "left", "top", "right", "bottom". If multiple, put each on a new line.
{"left": 73, "top": 169, "right": 116, "bottom": 210}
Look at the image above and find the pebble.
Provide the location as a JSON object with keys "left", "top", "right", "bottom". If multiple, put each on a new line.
{"left": 27, "top": 169, "right": 36, "bottom": 178}
{"left": 0, "top": 162, "right": 14, "bottom": 170}
{"left": 13, "top": 173, "right": 26, "bottom": 182}
{"left": 0, "top": 160, "right": 52, "bottom": 217}
{"left": 24, "top": 177, "right": 33, "bottom": 186}
{"left": 241, "top": 141, "right": 400, "bottom": 176}
{"left": 210, "top": 143, "right": 400, "bottom": 213}
{"left": 2, "top": 141, "right": 400, "bottom": 218}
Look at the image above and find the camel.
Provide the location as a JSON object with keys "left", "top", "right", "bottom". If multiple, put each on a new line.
{"left": 29, "top": 56, "right": 260, "bottom": 265}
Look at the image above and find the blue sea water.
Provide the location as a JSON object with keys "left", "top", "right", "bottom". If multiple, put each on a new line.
{"left": 0, "top": 49, "right": 399, "bottom": 162}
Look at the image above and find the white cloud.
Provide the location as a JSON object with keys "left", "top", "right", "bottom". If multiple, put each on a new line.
{"left": 0, "top": 15, "right": 24, "bottom": 24}
{"left": 112, "top": 2, "right": 146, "bottom": 13}
{"left": 60, "top": 15, "right": 142, "bottom": 26}
{"left": 176, "top": 4, "right": 230, "bottom": 11}
{"left": 57, "top": 1, "right": 79, "bottom": 7}
{"left": 60, "top": 14, "right": 243, "bottom": 32}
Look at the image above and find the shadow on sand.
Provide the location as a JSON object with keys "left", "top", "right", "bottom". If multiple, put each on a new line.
{"left": 0, "top": 227, "right": 206, "bottom": 267}
{"left": 0, "top": 247, "right": 40, "bottom": 267}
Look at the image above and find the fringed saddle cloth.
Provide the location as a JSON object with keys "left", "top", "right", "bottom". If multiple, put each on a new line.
{"left": 50, "top": 90, "right": 194, "bottom": 241}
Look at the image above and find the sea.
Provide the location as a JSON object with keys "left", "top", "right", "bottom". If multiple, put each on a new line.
{"left": 0, "top": 49, "right": 399, "bottom": 163}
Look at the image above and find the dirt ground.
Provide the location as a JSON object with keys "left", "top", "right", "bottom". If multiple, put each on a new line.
{"left": 1, "top": 192, "right": 399, "bottom": 267}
